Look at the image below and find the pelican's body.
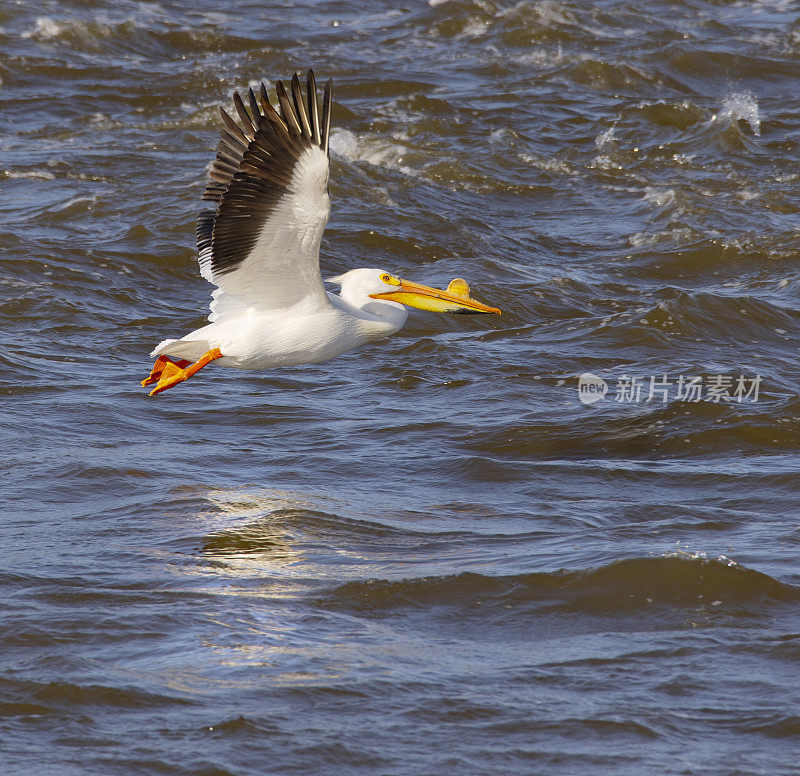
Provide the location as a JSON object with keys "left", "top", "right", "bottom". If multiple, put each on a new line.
{"left": 155, "top": 270, "right": 408, "bottom": 369}
{"left": 142, "top": 70, "right": 499, "bottom": 395}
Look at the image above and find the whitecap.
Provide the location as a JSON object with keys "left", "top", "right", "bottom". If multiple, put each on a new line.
{"left": 22, "top": 17, "right": 65, "bottom": 39}
{"left": 522, "top": 154, "right": 577, "bottom": 175}
{"left": 483, "top": 41, "right": 569, "bottom": 68}
{"left": 3, "top": 170, "right": 56, "bottom": 180}
{"left": 329, "top": 128, "right": 416, "bottom": 176}
{"left": 457, "top": 19, "right": 491, "bottom": 38}
{"left": 22, "top": 15, "right": 115, "bottom": 42}
{"left": 594, "top": 125, "right": 616, "bottom": 149}
{"left": 642, "top": 187, "right": 676, "bottom": 207}
{"left": 498, "top": 0, "right": 574, "bottom": 25}
{"left": 489, "top": 128, "right": 512, "bottom": 144}
{"left": 589, "top": 154, "right": 621, "bottom": 170}
{"left": 629, "top": 227, "right": 693, "bottom": 247}
{"left": 710, "top": 91, "right": 761, "bottom": 136}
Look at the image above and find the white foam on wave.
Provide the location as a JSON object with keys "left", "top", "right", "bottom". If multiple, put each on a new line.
{"left": 629, "top": 227, "right": 693, "bottom": 247}
{"left": 710, "top": 91, "right": 761, "bottom": 136}
{"left": 522, "top": 154, "right": 577, "bottom": 176}
{"left": 329, "top": 128, "right": 417, "bottom": 176}
{"left": 198, "top": 12, "right": 228, "bottom": 25}
{"left": 594, "top": 125, "right": 616, "bottom": 149}
{"left": 642, "top": 187, "right": 676, "bottom": 207}
{"left": 22, "top": 17, "right": 65, "bottom": 39}
{"left": 22, "top": 15, "right": 116, "bottom": 41}
{"left": 484, "top": 42, "right": 577, "bottom": 70}
{"left": 498, "top": 0, "right": 574, "bottom": 25}
{"left": 589, "top": 154, "right": 621, "bottom": 171}
{"left": 247, "top": 77, "right": 272, "bottom": 93}
{"left": 3, "top": 170, "right": 56, "bottom": 180}
{"left": 458, "top": 19, "right": 491, "bottom": 38}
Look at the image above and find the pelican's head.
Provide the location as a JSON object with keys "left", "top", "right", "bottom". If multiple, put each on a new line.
{"left": 327, "top": 268, "right": 501, "bottom": 315}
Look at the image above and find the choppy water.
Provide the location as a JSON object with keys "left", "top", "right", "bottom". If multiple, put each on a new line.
{"left": 3, "top": 0, "right": 800, "bottom": 773}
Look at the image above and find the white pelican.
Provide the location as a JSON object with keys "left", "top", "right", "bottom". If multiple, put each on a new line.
{"left": 142, "top": 69, "right": 501, "bottom": 396}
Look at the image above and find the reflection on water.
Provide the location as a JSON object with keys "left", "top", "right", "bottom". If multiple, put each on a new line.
{"left": 198, "top": 488, "right": 334, "bottom": 570}
{"left": 196, "top": 487, "right": 361, "bottom": 578}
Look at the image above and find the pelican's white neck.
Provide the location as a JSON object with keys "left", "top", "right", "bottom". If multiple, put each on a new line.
{"left": 327, "top": 267, "right": 409, "bottom": 337}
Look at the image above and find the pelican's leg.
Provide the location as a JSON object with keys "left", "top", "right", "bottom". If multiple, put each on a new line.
{"left": 141, "top": 355, "right": 192, "bottom": 387}
{"left": 148, "top": 348, "right": 223, "bottom": 396}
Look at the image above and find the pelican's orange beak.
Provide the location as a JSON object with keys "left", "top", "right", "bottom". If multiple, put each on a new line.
{"left": 369, "top": 277, "right": 501, "bottom": 315}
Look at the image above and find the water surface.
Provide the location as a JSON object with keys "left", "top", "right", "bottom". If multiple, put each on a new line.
{"left": 2, "top": 1, "right": 800, "bottom": 773}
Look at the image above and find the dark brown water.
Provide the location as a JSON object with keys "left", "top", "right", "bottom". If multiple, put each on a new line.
{"left": 3, "top": 1, "right": 800, "bottom": 773}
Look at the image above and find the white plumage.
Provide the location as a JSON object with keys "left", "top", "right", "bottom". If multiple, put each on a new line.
{"left": 151, "top": 269, "right": 408, "bottom": 369}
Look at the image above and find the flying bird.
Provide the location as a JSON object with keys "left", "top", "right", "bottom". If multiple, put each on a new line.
{"left": 142, "top": 69, "right": 501, "bottom": 396}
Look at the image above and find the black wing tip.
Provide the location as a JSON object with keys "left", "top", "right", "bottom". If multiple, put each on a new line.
{"left": 200, "top": 68, "right": 333, "bottom": 276}
{"left": 225, "top": 69, "right": 332, "bottom": 142}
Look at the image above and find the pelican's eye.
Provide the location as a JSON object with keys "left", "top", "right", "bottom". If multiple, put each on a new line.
{"left": 380, "top": 273, "right": 400, "bottom": 286}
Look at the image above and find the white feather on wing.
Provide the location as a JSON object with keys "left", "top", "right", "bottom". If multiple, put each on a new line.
{"left": 196, "top": 71, "right": 334, "bottom": 317}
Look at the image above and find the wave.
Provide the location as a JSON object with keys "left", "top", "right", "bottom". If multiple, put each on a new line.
{"left": 317, "top": 556, "right": 798, "bottom": 617}
{"left": 18, "top": 14, "right": 260, "bottom": 58}
{"left": 668, "top": 46, "right": 798, "bottom": 81}
{"left": 0, "top": 676, "right": 193, "bottom": 713}
{"left": 462, "top": 395, "right": 800, "bottom": 460}
{"left": 590, "top": 287, "right": 800, "bottom": 343}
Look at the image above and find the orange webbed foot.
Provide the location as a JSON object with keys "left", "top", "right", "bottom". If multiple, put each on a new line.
{"left": 145, "top": 348, "right": 223, "bottom": 397}
{"left": 141, "top": 355, "right": 191, "bottom": 387}
{"left": 148, "top": 361, "right": 190, "bottom": 396}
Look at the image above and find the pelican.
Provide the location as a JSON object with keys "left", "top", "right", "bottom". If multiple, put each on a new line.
{"left": 142, "top": 69, "right": 501, "bottom": 396}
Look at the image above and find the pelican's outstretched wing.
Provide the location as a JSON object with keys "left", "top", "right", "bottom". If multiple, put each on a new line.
{"left": 197, "top": 70, "right": 333, "bottom": 312}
